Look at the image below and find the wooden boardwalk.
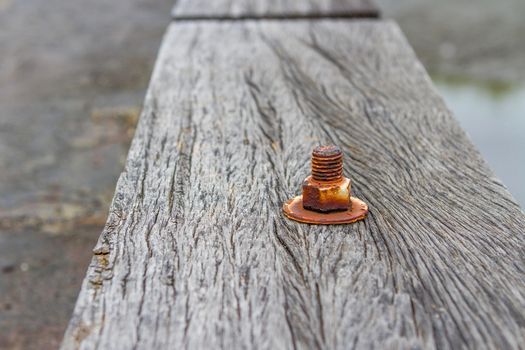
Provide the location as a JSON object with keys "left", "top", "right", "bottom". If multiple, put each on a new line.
{"left": 61, "top": 1, "right": 525, "bottom": 349}
{"left": 172, "top": 0, "right": 379, "bottom": 19}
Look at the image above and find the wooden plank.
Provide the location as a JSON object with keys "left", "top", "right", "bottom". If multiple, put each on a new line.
{"left": 61, "top": 20, "right": 525, "bottom": 349}
{"left": 172, "top": 0, "right": 379, "bottom": 20}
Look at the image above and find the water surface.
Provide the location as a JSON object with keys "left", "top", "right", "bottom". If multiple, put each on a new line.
{"left": 434, "top": 78, "right": 525, "bottom": 208}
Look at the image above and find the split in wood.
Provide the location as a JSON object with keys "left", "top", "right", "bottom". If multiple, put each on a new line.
{"left": 283, "top": 145, "right": 368, "bottom": 224}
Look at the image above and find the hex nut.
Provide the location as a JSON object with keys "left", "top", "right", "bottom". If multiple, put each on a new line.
{"left": 283, "top": 145, "right": 368, "bottom": 225}
{"left": 302, "top": 176, "right": 351, "bottom": 212}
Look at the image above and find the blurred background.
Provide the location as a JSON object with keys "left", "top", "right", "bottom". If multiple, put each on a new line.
{"left": 0, "top": 0, "right": 523, "bottom": 348}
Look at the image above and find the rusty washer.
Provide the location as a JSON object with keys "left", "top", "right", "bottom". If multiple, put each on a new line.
{"left": 283, "top": 145, "right": 368, "bottom": 224}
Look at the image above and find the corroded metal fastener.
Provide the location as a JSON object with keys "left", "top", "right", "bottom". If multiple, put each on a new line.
{"left": 283, "top": 145, "right": 368, "bottom": 225}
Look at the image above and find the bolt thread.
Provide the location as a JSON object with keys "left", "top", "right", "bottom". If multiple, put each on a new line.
{"left": 311, "top": 145, "right": 343, "bottom": 182}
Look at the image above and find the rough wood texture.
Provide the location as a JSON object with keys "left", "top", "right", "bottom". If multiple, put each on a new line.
{"left": 61, "top": 20, "right": 525, "bottom": 349}
{"left": 172, "top": 0, "right": 379, "bottom": 19}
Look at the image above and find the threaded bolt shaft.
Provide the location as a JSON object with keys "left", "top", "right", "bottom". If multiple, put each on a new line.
{"left": 311, "top": 145, "right": 343, "bottom": 182}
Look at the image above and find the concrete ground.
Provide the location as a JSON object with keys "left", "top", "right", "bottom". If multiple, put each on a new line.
{"left": 1, "top": 0, "right": 524, "bottom": 349}
{"left": 0, "top": 0, "right": 172, "bottom": 348}
{"left": 379, "top": 0, "right": 525, "bottom": 83}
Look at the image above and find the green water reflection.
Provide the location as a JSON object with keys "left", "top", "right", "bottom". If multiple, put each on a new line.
{"left": 432, "top": 76, "right": 525, "bottom": 208}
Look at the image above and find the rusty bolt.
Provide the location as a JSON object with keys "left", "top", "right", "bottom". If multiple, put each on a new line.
{"left": 283, "top": 145, "right": 368, "bottom": 225}
{"left": 303, "top": 146, "right": 351, "bottom": 212}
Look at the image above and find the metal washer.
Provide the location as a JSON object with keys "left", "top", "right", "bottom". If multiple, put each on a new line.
{"left": 283, "top": 196, "right": 368, "bottom": 225}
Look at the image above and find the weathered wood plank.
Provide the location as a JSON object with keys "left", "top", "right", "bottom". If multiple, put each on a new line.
{"left": 172, "top": 0, "right": 379, "bottom": 20}
{"left": 61, "top": 20, "right": 525, "bottom": 349}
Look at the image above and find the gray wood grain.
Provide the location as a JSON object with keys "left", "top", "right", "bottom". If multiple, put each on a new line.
{"left": 172, "top": 0, "right": 379, "bottom": 19}
{"left": 61, "top": 20, "right": 525, "bottom": 350}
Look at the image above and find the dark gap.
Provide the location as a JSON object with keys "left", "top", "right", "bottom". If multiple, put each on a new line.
{"left": 171, "top": 11, "right": 381, "bottom": 22}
